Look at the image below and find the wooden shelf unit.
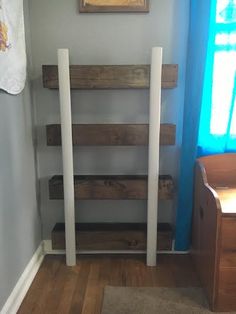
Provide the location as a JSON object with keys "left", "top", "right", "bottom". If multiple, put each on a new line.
{"left": 43, "top": 62, "right": 178, "bottom": 256}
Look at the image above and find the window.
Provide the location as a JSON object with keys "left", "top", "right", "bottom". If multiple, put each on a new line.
{"left": 198, "top": 0, "right": 236, "bottom": 154}
{"left": 210, "top": 0, "right": 236, "bottom": 136}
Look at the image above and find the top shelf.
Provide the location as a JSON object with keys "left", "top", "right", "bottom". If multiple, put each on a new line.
{"left": 42, "top": 64, "right": 178, "bottom": 90}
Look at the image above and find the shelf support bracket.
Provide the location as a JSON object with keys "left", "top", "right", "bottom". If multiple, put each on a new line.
{"left": 147, "top": 47, "right": 162, "bottom": 266}
{"left": 58, "top": 49, "right": 76, "bottom": 266}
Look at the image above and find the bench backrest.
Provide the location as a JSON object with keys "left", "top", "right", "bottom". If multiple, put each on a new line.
{"left": 197, "top": 153, "right": 236, "bottom": 187}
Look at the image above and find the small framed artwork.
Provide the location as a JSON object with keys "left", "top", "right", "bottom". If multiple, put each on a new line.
{"left": 79, "top": 0, "right": 149, "bottom": 13}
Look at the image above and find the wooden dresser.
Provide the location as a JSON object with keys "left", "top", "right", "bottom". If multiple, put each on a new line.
{"left": 192, "top": 153, "right": 236, "bottom": 312}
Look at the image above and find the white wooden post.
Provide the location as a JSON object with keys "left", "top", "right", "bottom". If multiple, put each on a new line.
{"left": 57, "top": 49, "right": 76, "bottom": 266}
{"left": 147, "top": 47, "right": 162, "bottom": 266}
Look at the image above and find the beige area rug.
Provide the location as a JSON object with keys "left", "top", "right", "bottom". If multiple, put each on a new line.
{"left": 101, "top": 287, "right": 236, "bottom": 314}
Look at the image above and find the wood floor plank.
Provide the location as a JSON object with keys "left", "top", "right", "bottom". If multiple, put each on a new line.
{"left": 43, "top": 260, "right": 68, "bottom": 314}
{"left": 18, "top": 255, "right": 200, "bottom": 314}
{"left": 81, "top": 260, "right": 100, "bottom": 314}
{"left": 96, "top": 258, "right": 113, "bottom": 314}
{"left": 108, "top": 258, "right": 125, "bottom": 287}
{"left": 69, "top": 259, "right": 91, "bottom": 314}
{"left": 171, "top": 255, "right": 200, "bottom": 287}
{"left": 124, "top": 258, "right": 141, "bottom": 286}
{"left": 18, "top": 256, "right": 63, "bottom": 314}
{"left": 34, "top": 257, "right": 64, "bottom": 314}
{"left": 54, "top": 262, "right": 80, "bottom": 314}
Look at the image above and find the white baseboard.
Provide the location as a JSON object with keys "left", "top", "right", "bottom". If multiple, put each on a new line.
{"left": 43, "top": 240, "right": 189, "bottom": 255}
{"left": 1, "top": 242, "right": 44, "bottom": 314}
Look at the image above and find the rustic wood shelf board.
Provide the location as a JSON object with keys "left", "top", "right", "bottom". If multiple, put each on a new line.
{"left": 49, "top": 175, "right": 174, "bottom": 200}
{"left": 42, "top": 64, "right": 178, "bottom": 89}
{"left": 79, "top": 0, "right": 150, "bottom": 13}
{"left": 46, "top": 124, "right": 176, "bottom": 146}
{"left": 52, "top": 222, "right": 173, "bottom": 251}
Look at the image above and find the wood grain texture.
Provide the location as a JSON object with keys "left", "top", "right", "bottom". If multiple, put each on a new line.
{"left": 192, "top": 161, "right": 221, "bottom": 311}
{"left": 42, "top": 64, "right": 178, "bottom": 89}
{"left": 46, "top": 124, "right": 176, "bottom": 146}
{"left": 51, "top": 223, "right": 173, "bottom": 251}
{"left": 192, "top": 154, "right": 236, "bottom": 312}
{"left": 220, "top": 218, "right": 236, "bottom": 251}
{"left": 216, "top": 268, "right": 236, "bottom": 312}
{"left": 220, "top": 218, "right": 236, "bottom": 286}
{"left": 219, "top": 251, "right": 236, "bottom": 268}
{"left": 49, "top": 175, "right": 174, "bottom": 200}
{"left": 197, "top": 153, "right": 236, "bottom": 187}
{"left": 79, "top": 0, "right": 149, "bottom": 13}
{"left": 18, "top": 255, "right": 200, "bottom": 314}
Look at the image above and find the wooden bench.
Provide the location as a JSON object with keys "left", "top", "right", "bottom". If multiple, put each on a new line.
{"left": 192, "top": 153, "right": 236, "bottom": 312}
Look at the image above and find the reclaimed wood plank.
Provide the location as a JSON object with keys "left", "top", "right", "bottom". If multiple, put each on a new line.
{"left": 49, "top": 175, "right": 174, "bottom": 200}
{"left": 42, "top": 64, "right": 178, "bottom": 89}
{"left": 46, "top": 124, "right": 176, "bottom": 146}
{"left": 79, "top": 0, "right": 150, "bottom": 13}
{"left": 79, "top": 0, "right": 149, "bottom": 13}
{"left": 51, "top": 223, "right": 173, "bottom": 251}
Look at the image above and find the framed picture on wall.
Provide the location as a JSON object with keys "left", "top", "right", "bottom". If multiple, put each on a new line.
{"left": 79, "top": 0, "right": 149, "bottom": 13}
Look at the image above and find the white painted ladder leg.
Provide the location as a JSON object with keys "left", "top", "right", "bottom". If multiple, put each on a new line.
{"left": 57, "top": 49, "right": 76, "bottom": 266}
{"left": 147, "top": 47, "right": 163, "bottom": 266}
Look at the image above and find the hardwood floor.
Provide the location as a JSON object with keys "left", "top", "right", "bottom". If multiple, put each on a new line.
{"left": 18, "top": 254, "right": 200, "bottom": 314}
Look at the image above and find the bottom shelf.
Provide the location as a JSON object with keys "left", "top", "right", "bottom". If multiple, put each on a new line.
{"left": 52, "top": 223, "right": 173, "bottom": 251}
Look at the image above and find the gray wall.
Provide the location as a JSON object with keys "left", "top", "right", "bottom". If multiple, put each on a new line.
{"left": 0, "top": 0, "right": 41, "bottom": 309}
{"left": 29, "top": 0, "right": 190, "bottom": 239}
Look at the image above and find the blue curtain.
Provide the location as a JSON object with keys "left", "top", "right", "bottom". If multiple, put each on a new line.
{"left": 175, "top": 0, "right": 236, "bottom": 251}
{"left": 175, "top": 0, "right": 215, "bottom": 251}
